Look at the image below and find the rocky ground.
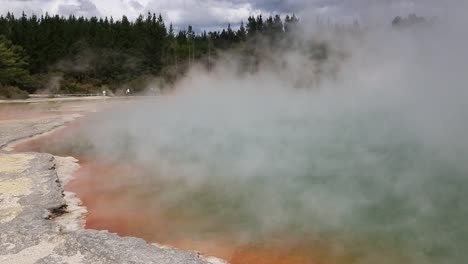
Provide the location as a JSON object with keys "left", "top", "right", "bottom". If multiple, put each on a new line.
{"left": 0, "top": 99, "right": 225, "bottom": 264}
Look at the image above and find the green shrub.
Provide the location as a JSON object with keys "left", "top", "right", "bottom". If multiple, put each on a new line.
{"left": 0, "top": 85, "right": 29, "bottom": 99}
{"left": 61, "top": 81, "right": 99, "bottom": 94}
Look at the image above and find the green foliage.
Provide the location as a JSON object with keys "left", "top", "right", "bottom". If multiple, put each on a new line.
{"left": 0, "top": 12, "right": 300, "bottom": 94}
{"left": 124, "top": 75, "right": 153, "bottom": 94}
{"left": 0, "top": 35, "right": 30, "bottom": 89}
{"left": 0, "top": 85, "right": 29, "bottom": 99}
{"left": 0, "top": 12, "right": 362, "bottom": 94}
{"left": 60, "top": 80, "right": 99, "bottom": 94}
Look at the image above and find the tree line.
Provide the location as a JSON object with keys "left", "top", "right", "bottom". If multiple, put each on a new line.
{"left": 0, "top": 12, "right": 307, "bottom": 97}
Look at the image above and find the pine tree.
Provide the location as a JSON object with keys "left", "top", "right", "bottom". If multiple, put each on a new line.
{"left": 168, "top": 23, "right": 175, "bottom": 39}
{"left": 247, "top": 16, "right": 257, "bottom": 36}
{"left": 237, "top": 21, "right": 246, "bottom": 41}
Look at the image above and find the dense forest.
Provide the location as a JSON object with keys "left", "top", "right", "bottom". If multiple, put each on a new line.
{"left": 0, "top": 12, "right": 306, "bottom": 97}
{"left": 0, "top": 12, "right": 416, "bottom": 98}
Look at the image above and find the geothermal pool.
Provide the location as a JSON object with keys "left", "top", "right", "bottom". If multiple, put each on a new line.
{"left": 14, "top": 95, "right": 468, "bottom": 264}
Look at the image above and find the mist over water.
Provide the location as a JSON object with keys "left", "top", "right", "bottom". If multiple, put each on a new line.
{"left": 39, "top": 10, "right": 468, "bottom": 263}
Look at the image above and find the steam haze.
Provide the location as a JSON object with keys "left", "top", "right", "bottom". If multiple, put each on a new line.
{"left": 39, "top": 2, "right": 468, "bottom": 263}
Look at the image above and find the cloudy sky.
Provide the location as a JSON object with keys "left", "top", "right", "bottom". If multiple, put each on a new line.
{"left": 0, "top": 0, "right": 452, "bottom": 30}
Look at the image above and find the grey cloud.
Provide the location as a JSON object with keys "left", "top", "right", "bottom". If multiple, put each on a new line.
{"left": 227, "top": 0, "right": 453, "bottom": 22}
{"left": 57, "top": 0, "right": 101, "bottom": 17}
{"left": 0, "top": 0, "right": 458, "bottom": 28}
{"left": 129, "top": 0, "right": 144, "bottom": 10}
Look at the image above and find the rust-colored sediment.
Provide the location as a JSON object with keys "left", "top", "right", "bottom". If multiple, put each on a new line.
{"left": 66, "top": 158, "right": 356, "bottom": 264}
{"left": 0, "top": 100, "right": 103, "bottom": 121}
{"left": 0, "top": 110, "right": 72, "bottom": 121}
{"left": 13, "top": 117, "right": 87, "bottom": 154}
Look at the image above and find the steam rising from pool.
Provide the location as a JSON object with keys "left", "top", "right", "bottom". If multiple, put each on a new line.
{"left": 41, "top": 12, "right": 468, "bottom": 263}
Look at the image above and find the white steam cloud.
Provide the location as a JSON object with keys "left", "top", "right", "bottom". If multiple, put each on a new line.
{"left": 47, "top": 3, "right": 468, "bottom": 262}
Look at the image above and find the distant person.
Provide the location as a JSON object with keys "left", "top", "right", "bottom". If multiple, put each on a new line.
{"left": 125, "top": 88, "right": 131, "bottom": 95}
